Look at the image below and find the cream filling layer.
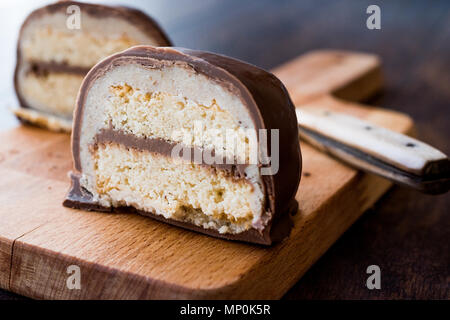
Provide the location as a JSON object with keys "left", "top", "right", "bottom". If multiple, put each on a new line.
{"left": 20, "top": 72, "right": 84, "bottom": 118}
{"left": 91, "top": 142, "right": 263, "bottom": 234}
{"left": 105, "top": 84, "right": 255, "bottom": 164}
{"left": 21, "top": 26, "right": 143, "bottom": 68}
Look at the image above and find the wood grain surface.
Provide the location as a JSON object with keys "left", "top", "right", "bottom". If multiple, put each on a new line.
{"left": 0, "top": 0, "right": 448, "bottom": 299}
{"left": 0, "top": 48, "right": 415, "bottom": 299}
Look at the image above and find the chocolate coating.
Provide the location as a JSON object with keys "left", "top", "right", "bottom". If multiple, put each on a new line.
{"left": 66, "top": 46, "right": 302, "bottom": 245}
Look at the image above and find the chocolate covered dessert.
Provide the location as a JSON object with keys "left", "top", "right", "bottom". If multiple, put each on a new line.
{"left": 14, "top": 1, "right": 171, "bottom": 131}
{"left": 63, "top": 46, "right": 301, "bottom": 245}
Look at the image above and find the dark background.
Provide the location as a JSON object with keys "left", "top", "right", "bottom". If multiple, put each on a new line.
{"left": 0, "top": 0, "right": 448, "bottom": 299}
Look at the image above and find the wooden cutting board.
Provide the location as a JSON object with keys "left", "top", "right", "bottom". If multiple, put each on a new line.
{"left": 0, "top": 50, "right": 414, "bottom": 299}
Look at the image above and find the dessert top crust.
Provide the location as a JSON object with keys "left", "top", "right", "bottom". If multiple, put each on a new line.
{"left": 72, "top": 45, "right": 302, "bottom": 244}
{"left": 18, "top": 1, "right": 172, "bottom": 47}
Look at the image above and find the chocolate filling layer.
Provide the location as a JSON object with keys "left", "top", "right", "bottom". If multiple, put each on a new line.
{"left": 94, "top": 128, "right": 251, "bottom": 180}
{"left": 28, "top": 61, "right": 91, "bottom": 76}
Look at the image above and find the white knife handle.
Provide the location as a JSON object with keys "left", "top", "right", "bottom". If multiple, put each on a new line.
{"left": 296, "top": 109, "right": 450, "bottom": 194}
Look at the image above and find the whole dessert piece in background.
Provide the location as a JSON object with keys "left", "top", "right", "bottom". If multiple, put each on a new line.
{"left": 63, "top": 46, "right": 302, "bottom": 245}
{"left": 14, "top": 1, "right": 171, "bottom": 132}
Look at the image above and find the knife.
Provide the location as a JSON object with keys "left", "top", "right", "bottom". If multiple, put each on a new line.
{"left": 296, "top": 108, "right": 450, "bottom": 194}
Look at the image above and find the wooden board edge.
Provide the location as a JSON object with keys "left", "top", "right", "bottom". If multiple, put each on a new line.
{"left": 10, "top": 240, "right": 203, "bottom": 299}
{"left": 0, "top": 236, "right": 13, "bottom": 290}
{"left": 272, "top": 49, "right": 383, "bottom": 105}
